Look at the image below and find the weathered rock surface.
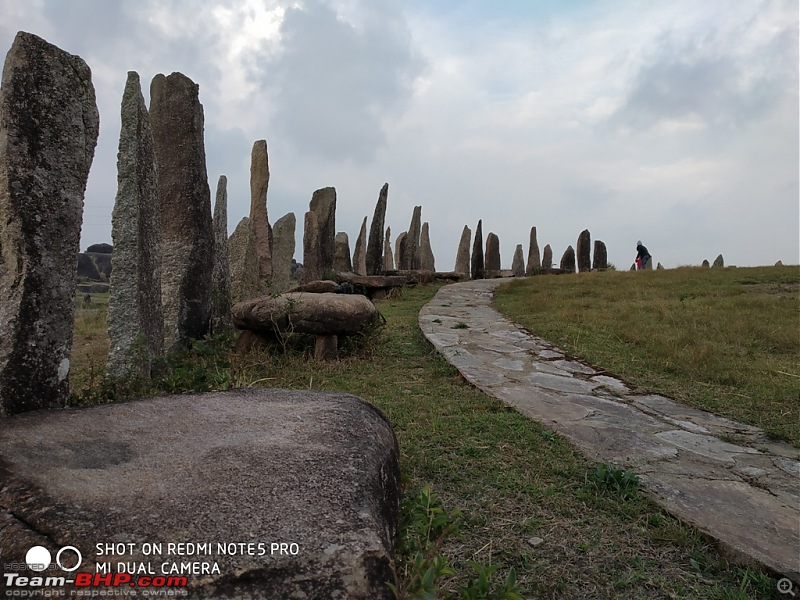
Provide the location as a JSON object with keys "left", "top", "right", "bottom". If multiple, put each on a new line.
{"left": 383, "top": 227, "right": 394, "bottom": 272}
{"left": 229, "top": 217, "right": 259, "bottom": 303}
{"left": 560, "top": 245, "right": 576, "bottom": 273}
{"left": 272, "top": 212, "right": 296, "bottom": 293}
{"left": 108, "top": 71, "right": 164, "bottom": 378}
{"left": 233, "top": 293, "right": 377, "bottom": 336}
{"left": 249, "top": 139, "right": 272, "bottom": 281}
{"left": 702, "top": 259, "right": 710, "bottom": 268}
{"left": 302, "top": 210, "right": 322, "bottom": 283}
{"left": 775, "top": 260, "right": 784, "bottom": 267}
{"left": 485, "top": 232, "right": 501, "bottom": 278}
{"left": 366, "top": 183, "right": 388, "bottom": 275}
{"left": 526, "top": 227, "right": 541, "bottom": 275}
{"left": 150, "top": 72, "right": 213, "bottom": 352}
{"left": 0, "top": 32, "right": 99, "bottom": 415}
{"left": 455, "top": 225, "right": 471, "bottom": 275}
{"left": 576, "top": 229, "right": 591, "bottom": 273}
{"left": 309, "top": 187, "right": 336, "bottom": 277}
{"left": 395, "top": 232, "right": 407, "bottom": 274}
{"left": 289, "top": 280, "right": 339, "bottom": 294}
{"left": 334, "top": 231, "right": 353, "bottom": 274}
{"left": 87, "top": 243, "right": 112, "bottom": 254}
{"left": 77, "top": 253, "right": 101, "bottom": 280}
{"left": 353, "top": 216, "right": 368, "bottom": 276}
{"left": 471, "top": 220, "right": 484, "bottom": 280}
{"left": 542, "top": 244, "right": 553, "bottom": 269}
{"left": 336, "top": 273, "right": 407, "bottom": 299}
{"left": 592, "top": 240, "right": 608, "bottom": 271}
{"left": 419, "top": 222, "right": 436, "bottom": 272}
{"left": 512, "top": 244, "right": 525, "bottom": 277}
{"left": 713, "top": 254, "right": 724, "bottom": 268}
{"left": 0, "top": 389, "right": 400, "bottom": 599}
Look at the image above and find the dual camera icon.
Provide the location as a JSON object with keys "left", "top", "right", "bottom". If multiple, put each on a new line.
{"left": 25, "top": 545, "right": 82, "bottom": 572}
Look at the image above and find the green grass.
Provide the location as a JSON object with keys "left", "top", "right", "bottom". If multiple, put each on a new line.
{"left": 71, "top": 284, "right": 783, "bottom": 598}
{"left": 495, "top": 265, "right": 800, "bottom": 447}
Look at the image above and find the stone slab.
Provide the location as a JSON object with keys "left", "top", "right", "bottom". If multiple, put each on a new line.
{"left": 0, "top": 389, "right": 400, "bottom": 598}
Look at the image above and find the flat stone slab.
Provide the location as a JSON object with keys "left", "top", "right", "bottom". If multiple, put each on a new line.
{"left": 420, "top": 278, "right": 800, "bottom": 583}
{"left": 0, "top": 389, "right": 400, "bottom": 598}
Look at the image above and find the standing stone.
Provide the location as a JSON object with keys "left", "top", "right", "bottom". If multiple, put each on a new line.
{"left": 334, "top": 232, "right": 352, "bottom": 274}
{"left": 592, "top": 240, "right": 608, "bottom": 271}
{"left": 512, "top": 245, "right": 525, "bottom": 277}
{"left": 542, "top": 244, "right": 553, "bottom": 269}
{"left": 419, "top": 223, "right": 435, "bottom": 271}
{"left": 560, "top": 246, "right": 576, "bottom": 273}
{"left": 471, "top": 220, "right": 484, "bottom": 280}
{"left": 150, "top": 72, "right": 214, "bottom": 352}
{"left": 352, "top": 216, "right": 368, "bottom": 276}
{"left": 775, "top": 260, "right": 784, "bottom": 267}
{"left": 250, "top": 140, "right": 272, "bottom": 281}
{"left": 366, "top": 183, "right": 388, "bottom": 275}
{"left": 712, "top": 254, "right": 724, "bottom": 268}
{"left": 656, "top": 262, "right": 664, "bottom": 270}
{"left": 302, "top": 211, "right": 322, "bottom": 282}
{"left": 702, "top": 259, "right": 710, "bottom": 268}
{"left": 576, "top": 229, "right": 591, "bottom": 273}
{"left": 401, "top": 206, "right": 422, "bottom": 270}
{"left": 0, "top": 32, "right": 99, "bottom": 415}
{"left": 229, "top": 218, "right": 259, "bottom": 303}
{"left": 310, "top": 187, "right": 336, "bottom": 278}
{"left": 454, "top": 225, "right": 471, "bottom": 275}
{"left": 383, "top": 227, "right": 394, "bottom": 272}
{"left": 108, "top": 71, "right": 163, "bottom": 379}
{"left": 272, "top": 213, "right": 296, "bottom": 292}
{"left": 485, "top": 233, "right": 501, "bottom": 278}
{"left": 525, "top": 227, "right": 541, "bottom": 275}
{"left": 210, "top": 176, "right": 232, "bottom": 333}
{"left": 395, "top": 232, "right": 407, "bottom": 272}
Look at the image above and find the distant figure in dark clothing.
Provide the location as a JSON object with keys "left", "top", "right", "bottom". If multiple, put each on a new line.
{"left": 636, "top": 241, "right": 652, "bottom": 270}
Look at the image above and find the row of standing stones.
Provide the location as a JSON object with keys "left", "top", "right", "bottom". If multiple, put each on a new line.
{"left": 0, "top": 30, "right": 621, "bottom": 418}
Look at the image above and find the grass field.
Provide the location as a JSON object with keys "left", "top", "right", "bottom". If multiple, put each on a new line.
{"left": 71, "top": 283, "right": 783, "bottom": 598}
{"left": 494, "top": 265, "right": 800, "bottom": 448}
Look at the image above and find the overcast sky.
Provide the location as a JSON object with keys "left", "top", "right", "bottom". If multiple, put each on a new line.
{"left": 2, "top": 0, "right": 797, "bottom": 269}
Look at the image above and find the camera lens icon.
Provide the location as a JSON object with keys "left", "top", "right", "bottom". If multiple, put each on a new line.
{"left": 25, "top": 545, "right": 82, "bottom": 572}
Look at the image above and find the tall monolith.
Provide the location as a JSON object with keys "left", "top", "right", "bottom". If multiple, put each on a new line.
{"left": 250, "top": 139, "right": 272, "bottom": 281}
{"left": 334, "top": 232, "right": 352, "bottom": 273}
{"left": 485, "top": 232, "right": 501, "bottom": 278}
{"left": 302, "top": 211, "right": 322, "bottom": 282}
{"left": 560, "top": 246, "right": 576, "bottom": 273}
{"left": 229, "top": 217, "right": 259, "bottom": 303}
{"left": 419, "top": 223, "right": 435, "bottom": 271}
{"left": 395, "top": 232, "right": 407, "bottom": 272}
{"left": 108, "top": 71, "right": 163, "bottom": 379}
{"left": 525, "top": 227, "right": 541, "bottom": 275}
{"left": 712, "top": 254, "right": 724, "bottom": 268}
{"left": 211, "top": 176, "right": 232, "bottom": 332}
{"left": 309, "top": 187, "right": 336, "bottom": 277}
{"left": 150, "top": 72, "right": 213, "bottom": 352}
{"left": 471, "top": 220, "right": 484, "bottom": 280}
{"left": 353, "top": 216, "right": 368, "bottom": 276}
{"left": 455, "top": 225, "right": 471, "bottom": 275}
{"left": 512, "top": 245, "right": 525, "bottom": 277}
{"left": 272, "top": 212, "right": 296, "bottom": 292}
{"left": 0, "top": 32, "right": 99, "bottom": 415}
{"left": 542, "top": 244, "right": 553, "bottom": 269}
{"left": 577, "top": 229, "right": 591, "bottom": 273}
{"left": 383, "top": 227, "right": 394, "bottom": 271}
{"left": 366, "top": 183, "right": 388, "bottom": 275}
{"left": 401, "top": 206, "right": 422, "bottom": 270}
{"left": 592, "top": 240, "right": 608, "bottom": 270}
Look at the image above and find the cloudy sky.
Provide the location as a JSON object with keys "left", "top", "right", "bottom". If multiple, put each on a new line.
{"left": 2, "top": 0, "right": 797, "bottom": 269}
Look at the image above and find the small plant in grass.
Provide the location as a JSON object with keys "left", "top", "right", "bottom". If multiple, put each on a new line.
{"left": 390, "top": 485, "right": 523, "bottom": 599}
{"left": 452, "top": 322, "right": 469, "bottom": 330}
{"left": 591, "top": 464, "right": 640, "bottom": 499}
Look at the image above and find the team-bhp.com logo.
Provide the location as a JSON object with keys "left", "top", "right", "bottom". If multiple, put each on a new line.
{"left": 4, "top": 546, "right": 187, "bottom": 593}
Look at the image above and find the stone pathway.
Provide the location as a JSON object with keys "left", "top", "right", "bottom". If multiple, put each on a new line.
{"left": 419, "top": 278, "right": 800, "bottom": 583}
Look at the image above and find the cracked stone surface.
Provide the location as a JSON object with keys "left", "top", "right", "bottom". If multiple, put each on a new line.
{"left": 420, "top": 278, "right": 800, "bottom": 583}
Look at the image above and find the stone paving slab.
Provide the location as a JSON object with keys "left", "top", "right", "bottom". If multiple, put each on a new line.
{"left": 420, "top": 278, "right": 800, "bottom": 583}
